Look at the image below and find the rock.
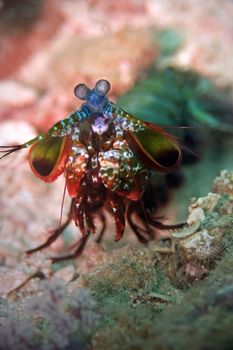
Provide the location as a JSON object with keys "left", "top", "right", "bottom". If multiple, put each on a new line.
{"left": 171, "top": 170, "right": 233, "bottom": 284}
{"left": 213, "top": 169, "right": 233, "bottom": 196}
{"left": 0, "top": 0, "right": 64, "bottom": 78}
{"left": 0, "top": 267, "right": 27, "bottom": 297}
{"left": 0, "top": 81, "right": 37, "bottom": 108}
{"left": 20, "top": 29, "right": 156, "bottom": 95}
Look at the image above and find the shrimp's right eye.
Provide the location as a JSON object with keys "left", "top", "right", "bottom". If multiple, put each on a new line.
{"left": 74, "top": 84, "right": 90, "bottom": 100}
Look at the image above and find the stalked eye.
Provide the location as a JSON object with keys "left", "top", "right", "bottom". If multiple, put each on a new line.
{"left": 95, "top": 79, "right": 111, "bottom": 96}
{"left": 74, "top": 83, "right": 90, "bottom": 100}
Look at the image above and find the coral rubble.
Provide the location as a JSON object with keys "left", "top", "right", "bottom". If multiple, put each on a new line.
{"left": 0, "top": 165, "right": 232, "bottom": 348}
{"left": 70, "top": 170, "right": 233, "bottom": 350}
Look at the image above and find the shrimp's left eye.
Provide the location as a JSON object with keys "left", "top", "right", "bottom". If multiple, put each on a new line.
{"left": 95, "top": 79, "right": 111, "bottom": 96}
{"left": 74, "top": 83, "right": 90, "bottom": 100}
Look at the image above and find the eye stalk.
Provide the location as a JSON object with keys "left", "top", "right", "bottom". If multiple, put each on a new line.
{"left": 95, "top": 79, "right": 111, "bottom": 96}
{"left": 74, "top": 83, "right": 90, "bottom": 100}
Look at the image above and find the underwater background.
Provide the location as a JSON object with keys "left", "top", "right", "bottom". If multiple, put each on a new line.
{"left": 0, "top": 1, "right": 233, "bottom": 349}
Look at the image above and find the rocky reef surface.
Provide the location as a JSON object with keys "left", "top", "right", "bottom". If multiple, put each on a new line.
{"left": 0, "top": 170, "right": 232, "bottom": 349}
{"left": 72, "top": 170, "right": 233, "bottom": 350}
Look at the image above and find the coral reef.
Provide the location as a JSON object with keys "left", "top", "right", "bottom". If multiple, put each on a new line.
{"left": 1, "top": 170, "right": 232, "bottom": 349}
{"left": 213, "top": 169, "right": 233, "bottom": 196}
{"left": 67, "top": 170, "right": 233, "bottom": 350}
{"left": 170, "top": 188, "right": 233, "bottom": 284}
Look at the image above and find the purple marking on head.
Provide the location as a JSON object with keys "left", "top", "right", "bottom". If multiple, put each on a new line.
{"left": 91, "top": 114, "right": 110, "bottom": 135}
